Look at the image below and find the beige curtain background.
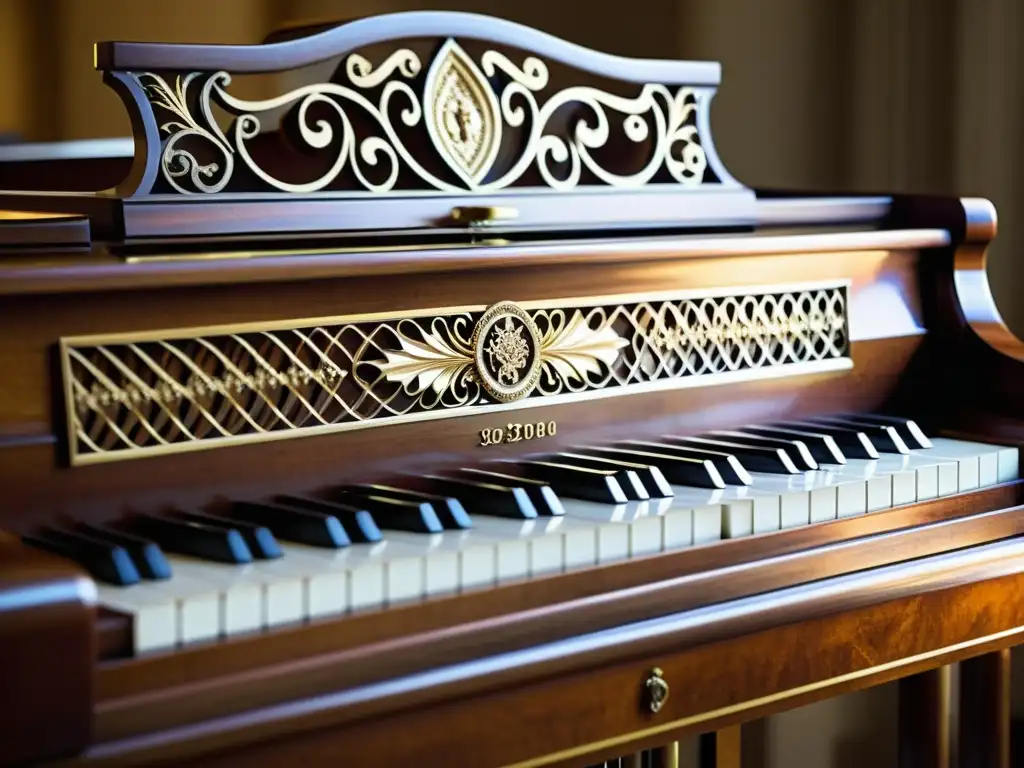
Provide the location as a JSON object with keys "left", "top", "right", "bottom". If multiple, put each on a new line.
{"left": 0, "top": 0, "right": 1020, "bottom": 334}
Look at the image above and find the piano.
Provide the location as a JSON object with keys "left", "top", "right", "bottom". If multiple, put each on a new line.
{"left": 0, "top": 11, "right": 1021, "bottom": 768}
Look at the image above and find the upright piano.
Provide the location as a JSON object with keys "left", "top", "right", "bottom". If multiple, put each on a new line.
{"left": 1, "top": 11, "right": 1022, "bottom": 768}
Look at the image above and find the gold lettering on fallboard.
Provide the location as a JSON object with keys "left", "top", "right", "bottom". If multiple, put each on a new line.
{"left": 479, "top": 421, "right": 556, "bottom": 446}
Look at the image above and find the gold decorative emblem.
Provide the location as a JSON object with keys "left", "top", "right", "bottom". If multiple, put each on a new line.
{"left": 472, "top": 302, "right": 542, "bottom": 402}
{"left": 644, "top": 667, "right": 670, "bottom": 714}
{"left": 425, "top": 39, "right": 501, "bottom": 187}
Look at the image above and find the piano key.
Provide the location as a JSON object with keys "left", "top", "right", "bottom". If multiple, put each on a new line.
{"left": 161, "top": 554, "right": 305, "bottom": 629}
{"left": 836, "top": 413, "right": 933, "bottom": 449}
{"left": 24, "top": 527, "right": 141, "bottom": 586}
{"left": 915, "top": 437, "right": 1021, "bottom": 491}
{"left": 706, "top": 431, "right": 819, "bottom": 470}
{"left": 227, "top": 501, "right": 351, "bottom": 549}
{"left": 543, "top": 453, "right": 652, "bottom": 501}
{"left": 511, "top": 460, "right": 629, "bottom": 504}
{"left": 117, "top": 514, "right": 254, "bottom": 565}
{"left": 328, "top": 490, "right": 443, "bottom": 534}
{"left": 775, "top": 421, "right": 880, "bottom": 459}
{"left": 572, "top": 444, "right": 724, "bottom": 488}
{"left": 454, "top": 468, "right": 565, "bottom": 516}
{"left": 73, "top": 522, "right": 172, "bottom": 580}
{"left": 663, "top": 436, "right": 801, "bottom": 475}
{"left": 467, "top": 513, "right": 592, "bottom": 577}
{"left": 173, "top": 510, "right": 283, "bottom": 560}
{"left": 552, "top": 452, "right": 673, "bottom": 498}
{"left": 274, "top": 495, "right": 382, "bottom": 543}
{"left": 928, "top": 436, "right": 1018, "bottom": 483}
{"left": 419, "top": 475, "right": 538, "bottom": 519}
{"left": 803, "top": 417, "right": 910, "bottom": 454}
{"left": 622, "top": 440, "right": 753, "bottom": 485}
{"left": 738, "top": 425, "right": 847, "bottom": 465}
{"left": 348, "top": 484, "right": 473, "bottom": 529}
{"left": 96, "top": 568, "right": 225, "bottom": 652}
{"left": 274, "top": 539, "right": 423, "bottom": 614}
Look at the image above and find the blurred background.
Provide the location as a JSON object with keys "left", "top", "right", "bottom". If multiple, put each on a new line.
{"left": 0, "top": 0, "right": 1020, "bottom": 334}
{"left": 0, "top": 5, "right": 1020, "bottom": 763}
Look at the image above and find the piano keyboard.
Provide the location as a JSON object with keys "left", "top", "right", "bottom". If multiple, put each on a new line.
{"left": 28, "top": 415, "right": 1018, "bottom": 654}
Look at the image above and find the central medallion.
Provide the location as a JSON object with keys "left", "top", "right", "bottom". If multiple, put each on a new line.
{"left": 472, "top": 302, "right": 542, "bottom": 402}
{"left": 424, "top": 39, "right": 502, "bottom": 188}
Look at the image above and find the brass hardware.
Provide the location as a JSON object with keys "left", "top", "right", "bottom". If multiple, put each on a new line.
{"left": 450, "top": 205, "right": 519, "bottom": 227}
{"left": 645, "top": 667, "right": 670, "bottom": 714}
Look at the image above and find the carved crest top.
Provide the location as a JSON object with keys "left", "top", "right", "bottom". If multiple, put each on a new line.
{"left": 83, "top": 11, "right": 753, "bottom": 240}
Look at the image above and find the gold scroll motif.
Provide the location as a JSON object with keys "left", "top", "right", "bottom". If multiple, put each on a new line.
{"left": 61, "top": 286, "right": 849, "bottom": 465}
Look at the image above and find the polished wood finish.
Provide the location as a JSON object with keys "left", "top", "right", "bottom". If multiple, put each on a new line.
{"left": 0, "top": 533, "right": 94, "bottom": 764}
{"left": 959, "top": 649, "right": 1011, "bottom": 768}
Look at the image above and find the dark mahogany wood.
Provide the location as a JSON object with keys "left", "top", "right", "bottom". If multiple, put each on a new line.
{"left": 0, "top": 533, "right": 94, "bottom": 764}
{"left": 959, "top": 649, "right": 1011, "bottom": 768}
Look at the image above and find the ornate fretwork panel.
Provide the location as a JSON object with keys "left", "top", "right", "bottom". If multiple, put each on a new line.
{"left": 61, "top": 284, "right": 850, "bottom": 465}
{"left": 133, "top": 39, "right": 715, "bottom": 197}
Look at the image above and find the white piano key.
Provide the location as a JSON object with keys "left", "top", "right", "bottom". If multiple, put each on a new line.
{"left": 165, "top": 555, "right": 301, "bottom": 630}
{"left": 97, "top": 584, "right": 177, "bottom": 654}
{"left": 470, "top": 513, "right": 593, "bottom": 576}
{"left": 925, "top": 437, "right": 1020, "bottom": 486}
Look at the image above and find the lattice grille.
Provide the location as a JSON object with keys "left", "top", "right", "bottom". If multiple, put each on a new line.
{"left": 62, "top": 285, "right": 849, "bottom": 464}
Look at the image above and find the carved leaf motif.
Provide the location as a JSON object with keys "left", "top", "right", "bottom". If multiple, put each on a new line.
{"left": 425, "top": 40, "right": 502, "bottom": 187}
{"left": 377, "top": 330, "right": 473, "bottom": 394}
{"left": 540, "top": 311, "right": 628, "bottom": 381}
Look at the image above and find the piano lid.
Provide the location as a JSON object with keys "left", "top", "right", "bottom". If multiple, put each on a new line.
{"left": 0, "top": 11, "right": 758, "bottom": 247}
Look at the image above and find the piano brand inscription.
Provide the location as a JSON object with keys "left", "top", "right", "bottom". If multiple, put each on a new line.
{"left": 59, "top": 283, "right": 850, "bottom": 466}
{"left": 479, "top": 421, "right": 557, "bottom": 446}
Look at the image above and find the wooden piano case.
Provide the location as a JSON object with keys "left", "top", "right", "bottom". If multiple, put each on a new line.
{"left": 0, "top": 12, "right": 1021, "bottom": 768}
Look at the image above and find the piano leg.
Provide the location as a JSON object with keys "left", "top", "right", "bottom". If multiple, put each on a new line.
{"left": 656, "top": 741, "right": 680, "bottom": 768}
{"left": 699, "top": 726, "right": 741, "bottom": 768}
{"left": 959, "top": 649, "right": 1011, "bottom": 768}
{"left": 899, "top": 666, "right": 953, "bottom": 768}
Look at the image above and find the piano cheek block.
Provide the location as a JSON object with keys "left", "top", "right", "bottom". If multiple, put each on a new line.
{"left": 0, "top": 534, "right": 93, "bottom": 763}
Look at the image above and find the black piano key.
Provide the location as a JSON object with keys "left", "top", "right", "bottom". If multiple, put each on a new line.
{"left": 803, "top": 417, "right": 910, "bottom": 454}
{"left": 454, "top": 468, "right": 565, "bottom": 516}
{"left": 622, "top": 440, "right": 753, "bottom": 485}
{"left": 173, "top": 510, "right": 282, "bottom": 559}
{"left": 117, "top": 513, "right": 253, "bottom": 564}
{"left": 23, "top": 527, "right": 141, "bottom": 586}
{"left": 574, "top": 445, "right": 725, "bottom": 488}
{"left": 547, "top": 452, "right": 651, "bottom": 500}
{"left": 739, "top": 425, "right": 847, "bottom": 465}
{"left": 419, "top": 475, "right": 538, "bottom": 519}
{"left": 229, "top": 501, "right": 351, "bottom": 548}
{"left": 348, "top": 484, "right": 472, "bottom": 529}
{"left": 273, "top": 495, "right": 382, "bottom": 543}
{"left": 664, "top": 436, "right": 800, "bottom": 474}
{"left": 706, "top": 430, "right": 819, "bottom": 471}
{"left": 74, "top": 522, "right": 172, "bottom": 580}
{"left": 558, "top": 450, "right": 677, "bottom": 497}
{"left": 512, "top": 460, "right": 628, "bottom": 504}
{"left": 835, "top": 413, "right": 932, "bottom": 449}
{"left": 332, "top": 490, "right": 443, "bottom": 534}
{"left": 775, "top": 421, "right": 880, "bottom": 459}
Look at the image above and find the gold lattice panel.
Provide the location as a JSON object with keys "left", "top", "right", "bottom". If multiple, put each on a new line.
{"left": 61, "top": 283, "right": 851, "bottom": 465}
